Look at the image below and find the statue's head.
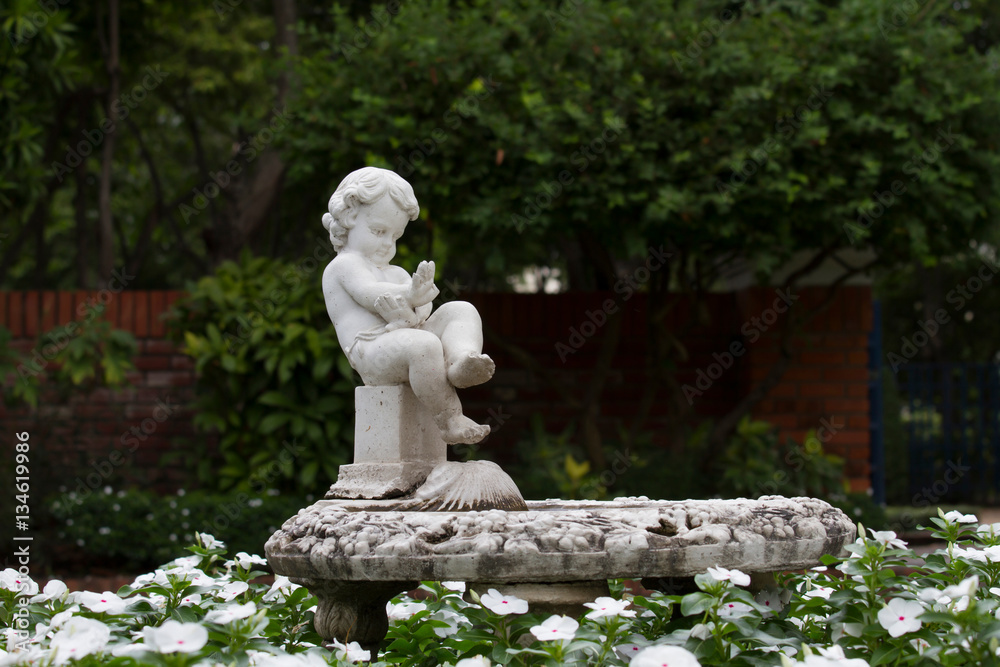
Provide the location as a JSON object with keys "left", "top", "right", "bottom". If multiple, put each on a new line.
{"left": 322, "top": 167, "right": 420, "bottom": 253}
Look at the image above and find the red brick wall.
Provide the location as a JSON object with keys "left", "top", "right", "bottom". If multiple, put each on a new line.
{"left": 0, "top": 286, "right": 872, "bottom": 495}
{"left": 0, "top": 291, "right": 200, "bottom": 497}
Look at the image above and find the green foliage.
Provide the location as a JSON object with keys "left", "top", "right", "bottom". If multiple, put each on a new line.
{"left": 714, "top": 417, "right": 845, "bottom": 499}
{"left": 289, "top": 0, "right": 1000, "bottom": 289}
{"left": 168, "top": 253, "right": 356, "bottom": 493}
{"left": 0, "top": 317, "right": 137, "bottom": 408}
{"left": 47, "top": 486, "right": 308, "bottom": 572}
{"left": 507, "top": 416, "right": 603, "bottom": 500}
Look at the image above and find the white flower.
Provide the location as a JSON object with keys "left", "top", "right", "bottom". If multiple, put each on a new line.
{"left": 30, "top": 605, "right": 81, "bottom": 641}
{"left": 442, "top": 581, "right": 466, "bottom": 593}
{"left": 943, "top": 510, "right": 978, "bottom": 524}
{"left": 877, "top": 598, "right": 924, "bottom": 637}
{"left": 977, "top": 523, "right": 1000, "bottom": 537}
{"left": 799, "top": 655, "right": 869, "bottom": 667}
{"left": 262, "top": 575, "right": 300, "bottom": 602}
{"left": 330, "top": 639, "right": 370, "bottom": 663}
{"left": 481, "top": 588, "right": 528, "bottom": 615}
{"left": 455, "top": 657, "right": 491, "bottom": 667}
{"left": 430, "top": 608, "right": 468, "bottom": 638}
{"left": 615, "top": 643, "right": 649, "bottom": 660}
{"left": 251, "top": 649, "right": 332, "bottom": 667}
{"left": 166, "top": 555, "right": 201, "bottom": 570}
{"left": 942, "top": 574, "right": 979, "bottom": 600}
{"left": 30, "top": 579, "right": 68, "bottom": 603}
{"left": 231, "top": 552, "right": 268, "bottom": 569}
{"left": 50, "top": 617, "right": 111, "bottom": 665}
{"left": 953, "top": 547, "right": 988, "bottom": 563}
{"left": 718, "top": 601, "right": 753, "bottom": 616}
{"left": 78, "top": 591, "right": 128, "bottom": 614}
{"left": 690, "top": 622, "right": 714, "bottom": 640}
{"left": 386, "top": 601, "right": 427, "bottom": 620}
{"left": 706, "top": 566, "right": 751, "bottom": 587}
{"left": 803, "top": 585, "right": 834, "bottom": 600}
{"left": 631, "top": 645, "right": 701, "bottom": 667}
{"left": 215, "top": 581, "right": 250, "bottom": 601}
{"left": 983, "top": 546, "right": 1000, "bottom": 562}
{"left": 198, "top": 532, "right": 225, "bottom": 549}
{"left": 131, "top": 569, "right": 170, "bottom": 588}
{"left": 583, "top": 596, "right": 636, "bottom": 619}
{"left": 868, "top": 529, "right": 906, "bottom": 549}
{"left": 205, "top": 601, "right": 256, "bottom": 624}
{"left": 529, "top": 615, "right": 579, "bottom": 641}
{"left": 179, "top": 593, "right": 202, "bottom": 607}
{"left": 0, "top": 569, "right": 38, "bottom": 595}
{"left": 754, "top": 589, "right": 785, "bottom": 614}
{"left": 142, "top": 620, "right": 208, "bottom": 653}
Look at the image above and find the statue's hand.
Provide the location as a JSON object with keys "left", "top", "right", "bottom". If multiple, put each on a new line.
{"left": 375, "top": 294, "right": 420, "bottom": 331}
{"left": 408, "top": 261, "right": 439, "bottom": 307}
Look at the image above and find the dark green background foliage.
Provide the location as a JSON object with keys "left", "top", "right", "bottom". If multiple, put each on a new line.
{"left": 48, "top": 487, "right": 308, "bottom": 571}
{"left": 168, "top": 254, "right": 357, "bottom": 493}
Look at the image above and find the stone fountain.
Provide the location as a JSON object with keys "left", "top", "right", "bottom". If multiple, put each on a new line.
{"left": 264, "top": 167, "right": 856, "bottom": 656}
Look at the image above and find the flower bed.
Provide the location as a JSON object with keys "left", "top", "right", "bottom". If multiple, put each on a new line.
{"left": 2, "top": 510, "right": 1000, "bottom": 665}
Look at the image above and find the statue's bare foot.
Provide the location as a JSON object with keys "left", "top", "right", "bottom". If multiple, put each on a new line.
{"left": 436, "top": 413, "right": 490, "bottom": 444}
{"left": 448, "top": 353, "right": 495, "bottom": 388}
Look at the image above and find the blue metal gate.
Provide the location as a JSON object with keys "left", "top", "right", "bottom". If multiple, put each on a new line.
{"left": 900, "top": 363, "right": 1000, "bottom": 504}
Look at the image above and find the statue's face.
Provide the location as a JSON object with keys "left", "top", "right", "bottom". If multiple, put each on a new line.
{"left": 346, "top": 196, "right": 409, "bottom": 267}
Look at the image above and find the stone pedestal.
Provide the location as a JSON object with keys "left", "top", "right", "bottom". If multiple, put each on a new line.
{"left": 327, "top": 386, "right": 446, "bottom": 499}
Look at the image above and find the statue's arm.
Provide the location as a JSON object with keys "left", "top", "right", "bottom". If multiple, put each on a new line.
{"left": 336, "top": 256, "right": 411, "bottom": 312}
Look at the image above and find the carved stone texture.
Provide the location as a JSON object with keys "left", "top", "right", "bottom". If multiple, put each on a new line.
{"left": 295, "top": 578, "right": 417, "bottom": 656}
{"left": 266, "top": 496, "right": 856, "bottom": 584}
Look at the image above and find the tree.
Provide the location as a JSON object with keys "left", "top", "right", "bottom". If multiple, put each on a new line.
{"left": 284, "top": 0, "right": 1000, "bottom": 466}
{"left": 0, "top": 0, "right": 306, "bottom": 289}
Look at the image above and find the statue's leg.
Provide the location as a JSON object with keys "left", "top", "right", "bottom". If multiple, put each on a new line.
{"left": 295, "top": 578, "right": 417, "bottom": 658}
{"left": 422, "top": 301, "right": 493, "bottom": 388}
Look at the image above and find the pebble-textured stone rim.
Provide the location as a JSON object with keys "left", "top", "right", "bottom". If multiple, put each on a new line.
{"left": 265, "top": 495, "right": 857, "bottom": 583}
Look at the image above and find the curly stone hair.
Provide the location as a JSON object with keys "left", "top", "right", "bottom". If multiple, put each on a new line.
{"left": 322, "top": 167, "right": 420, "bottom": 253}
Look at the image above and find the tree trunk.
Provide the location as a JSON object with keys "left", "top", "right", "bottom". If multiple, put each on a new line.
{"left": 97, "top": 0, "right": 120, "bottom": 284}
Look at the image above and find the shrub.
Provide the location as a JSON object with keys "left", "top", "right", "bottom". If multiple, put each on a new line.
{"left": 47, "top": 487, "right": 310, "bottom": 571}
{"left": 167, "top": 253, "right": 356, "bottom": 493}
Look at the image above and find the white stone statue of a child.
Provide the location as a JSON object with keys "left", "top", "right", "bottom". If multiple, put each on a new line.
{"left": 321, "top": 167, "right": 494, "bottom": 445}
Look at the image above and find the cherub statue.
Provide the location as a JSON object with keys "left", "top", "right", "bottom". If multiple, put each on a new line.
{"left": 321, "top": 167, "right": 495, "bottom": 445}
